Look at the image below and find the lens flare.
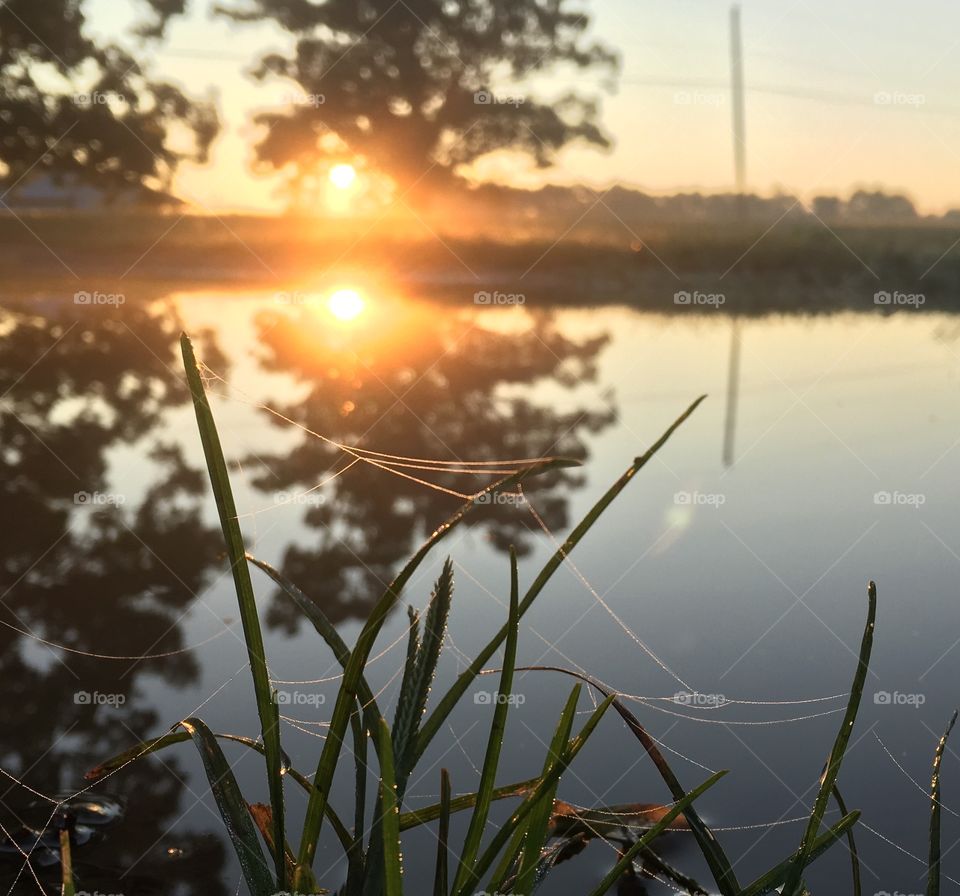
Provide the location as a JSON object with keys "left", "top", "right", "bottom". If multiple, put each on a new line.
{"left": 327, "top": 288, "right": 365, "bottom": 321}
{"left": 329, "top": 164, "right": 357, "bottom": 190}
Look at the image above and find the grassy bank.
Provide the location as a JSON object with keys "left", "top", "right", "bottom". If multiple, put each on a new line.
{"left": 5, "top": 211, "right": 960, "bottom": 315}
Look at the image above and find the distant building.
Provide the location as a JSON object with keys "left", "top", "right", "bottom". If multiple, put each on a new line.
{"left": 1, "top": 171, "right": 182, "bottom": 211}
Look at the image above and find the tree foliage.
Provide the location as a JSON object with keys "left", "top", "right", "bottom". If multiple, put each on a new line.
{"left": 219, "top": 0, "right": 618, "bottom": 197}
{"left": 0, "top": 0, "right": 217, "bottom": 196}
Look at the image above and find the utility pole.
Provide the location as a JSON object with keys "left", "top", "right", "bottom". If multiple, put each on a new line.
{"left": 729, "top": 4, "right": 747, "bottom": 192}
{"left": 723, "top": 5, "right": 745, "bottom": 469}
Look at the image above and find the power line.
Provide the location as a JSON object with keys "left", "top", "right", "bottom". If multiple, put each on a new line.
{"left": 154, "top": 47, "right": 960, "bottom": 119}
{"left": 617, "top": 76, "right": 960, "bottom": 119}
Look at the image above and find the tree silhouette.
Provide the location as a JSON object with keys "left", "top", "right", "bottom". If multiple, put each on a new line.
{"left": 0, "top": 0, "right": 217, "bottom": 197}
{"left": 247, "top": 301, "right": 615, "bottom": 629}
{"left": 0, "top": 297, "right": 229, "bottom": 895}
{"left": 219, "top": 0, "right": 618, "bottom": 202}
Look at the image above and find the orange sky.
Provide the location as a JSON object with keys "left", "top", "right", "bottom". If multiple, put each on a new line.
{"left": 89, "top": 0, "right": 960, "bottom": 214}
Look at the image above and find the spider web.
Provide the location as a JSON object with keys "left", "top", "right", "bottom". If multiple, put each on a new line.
{"left": 1, "top": 372, "right": 935, "bottom": 895}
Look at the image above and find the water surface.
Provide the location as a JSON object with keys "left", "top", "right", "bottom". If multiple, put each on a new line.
{"left": 2, "top": 286, "right": 957, "bottom": 893}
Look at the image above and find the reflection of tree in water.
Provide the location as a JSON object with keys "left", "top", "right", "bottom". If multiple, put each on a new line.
{"left": 0, "top": 299, "right": 228, "bottom": 894}
{"left": 250, "top": 303, "right": 615, "bottom": 629}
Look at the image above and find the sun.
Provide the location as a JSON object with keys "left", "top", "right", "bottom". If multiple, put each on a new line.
{"left": 329, "top": 164, "right": 357, "bottom": 190}
{"left": 327, "top": 288, "right": 365, "bottom": 321}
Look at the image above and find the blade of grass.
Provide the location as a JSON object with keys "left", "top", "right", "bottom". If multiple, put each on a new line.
{"left": 248, "top": 554, "right": 388, "bottom": 742}
{"left": 292, "top": 457, "right": 575, "bottom": 888}
{"left": 512, "top": 685, "right": 582, "bottom": 896}
{"left": 928, "top": 709, "right": 958, "bottom": 896}
{"left": 366, "top": 562, "right": 455, "bottom": 896}
{"left": 377, "top": 719, "right": 403, "bottom": 896}
{"left": 58, "top": 826, "right": 75, "bottom": 896}
{"left": 180, "top": 718, "right": 275, "bottom": 896}
{"left": 781, "top": 580, "right": 877, "bottom": 896}
{"left": 414, "top": 396, "right": 707, "bottom": 767}
{"left": 87, "top": 730, "right": 354, "bottom": 855}
{"left": 451, "top": 548, "right": 522, "bottom": 895}
{"left": 831, "top": 783, "right": 860, "bottom": 896}
{"left": 247, "top": 803, "right": 305, "bottom": 889}
{"left": 434, "top": 769, "right": 451, "bottom": 896}
{"left": 391, "top": 605, "right": 423, "bottom": 782}
{"left": 508, "top": 664, "right": 738, "bottom": 895}
{"left": 394, "top": 560, "right": 454, "bottom": 798}
{"left": 347, "top": 705, "right": 368, "bottom": 896}
{"left": 458, "top": 694, "right": 616, "bottom": 896}
{"left": 181, "top": 333, "right": 285, "bottom": 887}
{"left": 399, "top": 777, "right": 542, "bottom": 830}
{"left": 585, "top": 771, "right": 727, "bottom": 896}
{"left": 87, "top": 727, "right": 536, "bottom": 845}
{"left": 739, "top": 811, "right": 861, "bottom": 896}
{"left": 486, "top": 685, "right": 581, "bottom": 894}
{"left": 487, "top": 823, "right": 528, "bottom": 895}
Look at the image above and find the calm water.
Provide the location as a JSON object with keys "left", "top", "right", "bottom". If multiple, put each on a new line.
{"left": 3, "top": 286, "right": 959, "bottom": 894}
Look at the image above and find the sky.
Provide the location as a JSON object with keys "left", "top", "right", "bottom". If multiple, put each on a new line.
{"left": 88, "top": 0, "right": 960, "bottom": 213}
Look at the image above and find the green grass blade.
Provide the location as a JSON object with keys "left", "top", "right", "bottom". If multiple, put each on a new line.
{"left": 367, "top": 563, "right": 453, "bottom": 896}
{"left": 512, "top": 684, "right": 582, "bottom": 896}
{"left": 434, "top": 769, "right": 452, "bottom": 896}
{"left": 395, "top": 559, "right": 454, "bottom": 796}
{"left": 392, "top": 606, "right": 423, "bottom": 781}
{"left": 398, "top": 776, "right": 541, "bottom": 831}
{"left": 180, "top": 718, "right": 275, "bottom": 896}
{"left": 247, "top": 803, "right": 308, "bottom": 890}
{"left": 928, "top": 710, "right": 958, "bottom": 896}
{"left": 87, "top": 729, "right": 354, "bottom": 855}
{"left": 487, "top": 686, "right": 581, "bottom": 894}
{"left": 487, "top": 824, "right": 528, "bottom": 894}
{"left": 510, "top": 663, "right": 739, "bottom": 895}
{"left": 292, "top": 459, "right": 573, "bottom": 888}
{"left": 377, "top": 719, "right": 403, "bottom": 896}
{"left": 181, "top": 333, "right": 285, "bottom": 886}
{"left": 459, "top": 694, "right": 616, "bottom": 896}
{"left": 739, "top": 811, "right": 861, "bottom": 896}
{"left": 831, "top": 783, "right": 861, "bottom": 896}
{"left": 585, "top": 771, "right": 727, "bottom": 896}
{"left": 452, "top": 548, "right": 521, "bottom": 896}
{"left": 247, "top": 554, "right": 388, "bottom": 740}
{"left": 58, "top": 827, "right": 75, "bottom": 896}
{"left": 781, "top": 580, "right": 877, "bottom": 896}
{"left": 415, "top": 396, "right": 706, "bottom": 765}
{"left": 347, "top": 705, "right": 368, "bottom": 896}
